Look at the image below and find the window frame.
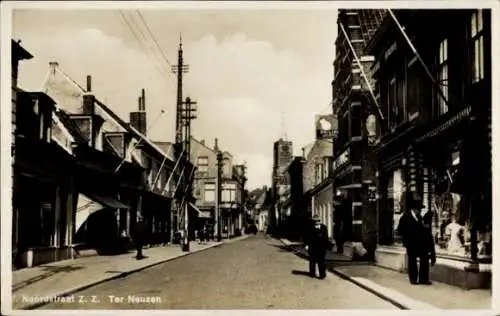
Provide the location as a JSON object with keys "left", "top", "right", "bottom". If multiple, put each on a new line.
{"left": 470, "top": 10, "right": 485, "bottom": 84}
{"left": 437, "top": 38, "right": 449, "bottom": 115}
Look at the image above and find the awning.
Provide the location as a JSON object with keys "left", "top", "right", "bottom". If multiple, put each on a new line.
{"left": 83, "top": 191, "right": 130, "bottom": 209}
{"left": 416, "top": 106, "right": 472, "bottom": 144}
{"left": 75, "top": 194, "right": 105, "bottom": 232}
{"left": 189, "top": 202, "right": 211, "bottom": 218}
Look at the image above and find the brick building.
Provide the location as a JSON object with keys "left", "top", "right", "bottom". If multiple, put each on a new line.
{"left": 331, "top": 9, "right": 386, "bottom": 257}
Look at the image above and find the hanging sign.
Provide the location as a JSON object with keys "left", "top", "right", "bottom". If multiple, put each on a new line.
{"left": 315, "top": 114, "right": 336, "bottom": 140}
{"left": 366, "top": 114, "right": 379, "bottom": 146}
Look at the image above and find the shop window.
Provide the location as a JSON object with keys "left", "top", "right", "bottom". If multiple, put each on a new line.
{"left": 470, "top": 10, "right": 485, "bottom": 83}
{"left": 428, "top": 151, "right": 491, "bottom": 258}
{"left": 388, "top": 169, "right": 406, "bottom": 245}
{"left": 437, "top": 38, "right": 449, "bottom": 115}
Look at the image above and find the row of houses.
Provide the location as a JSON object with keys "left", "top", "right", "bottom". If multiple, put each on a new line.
{"left": 11, "top": 39, "right": 247, "bottom": 269}
{"left": 273, "top": 9, "right": 492, "bottom": 290}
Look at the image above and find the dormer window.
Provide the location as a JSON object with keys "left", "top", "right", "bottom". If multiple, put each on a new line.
{"left": 71, "top": 115, "right": 92, "bottom": 144}
{"left": 16, "top": 92, "right": 54, "bottom": 143}
{"left": 103, "top": 132, "right": 126, "bottom": 158}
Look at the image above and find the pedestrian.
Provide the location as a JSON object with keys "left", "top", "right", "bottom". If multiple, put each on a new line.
{"left": 131, "top": 216, "right": 147, "bottom": 260}
{"left": 333, "top": 190, "right": 350, "bottom": 255}
{"left": 397, "top": 193, "right": 436, "bottom": 285}
{"left": 305, "top": 214, "right": 332, "bottom": 279}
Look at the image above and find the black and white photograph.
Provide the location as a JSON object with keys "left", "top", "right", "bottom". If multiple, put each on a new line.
{"left": 1, "top": 1, "right": 498, "bottom": 314}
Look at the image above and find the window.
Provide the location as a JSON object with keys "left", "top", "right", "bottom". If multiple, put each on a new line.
{"left": 437, "top": 38, "right": 449, "bottom": 115}
{"left": 407, "top": 57, "right": 425, "bottom": 120}
{"left": 222, "top": 158, "right": 231, "bottom": 178}
{"left": 104, "top": 133, "right": 125, "bottom": 157}
{"left": 222, "top": 183, "right": 237, "bottom": 203}
{"left": 204, "top": 183, "right": 215, "bottom": 202}
{"left": 197, "top": 156, "right": 209, "bottom": 173}
{"left": 388, "top": 77, "right": 398, "bottom": 130}
{"left": 470, "top": 10, "right": 484, "bottom": 83}
{"left": 389, "top": 169, "right": 406, "bottom": 245}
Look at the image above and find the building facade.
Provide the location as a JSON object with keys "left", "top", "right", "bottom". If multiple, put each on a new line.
{"left": 331, "top": 9, "right": 386, "bottom": 256}
{"left": 366, "top": 9, "right": 491, "bottom": 289}
{"left": 302, "top": 116, "right": 335, "bottom": 240}
{"left": 270, "top": 139, "right": 293, "bottom": 233}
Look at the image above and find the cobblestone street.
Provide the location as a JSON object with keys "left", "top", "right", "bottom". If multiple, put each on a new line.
{"left": 38, "top": 235, "right": 396, "bottom": 310}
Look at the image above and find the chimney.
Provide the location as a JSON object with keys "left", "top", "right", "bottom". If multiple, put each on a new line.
{"left": 200, "top": 139, "right": 205, "bottom": 145}
{"left": 129, "top": 89, "right": 147, "bottom": 135}
{"left": 49, "top": 61, "right": 59, "bottom": 75}
{"left": 86, "top": 75, "right": 92, "bottom": 92}
{"left": 82, "top": 75, "right": 94, "bottom": 115}
{"left": 301, "top": 147, "right": 305, "bottom": 158}
{"left": 214, "top": 138, "right": 219, "bottom": 151}
{"left": 141, "top": 88, "right": 146, "bottom": 112}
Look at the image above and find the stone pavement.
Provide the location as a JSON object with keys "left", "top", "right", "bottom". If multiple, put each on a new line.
{"left": 11, "top": 236, "right": 249, "bottom": 310}
{"left": 333, "top": 264, "right": 491, "bottom": 310}
{"left": 280, "top": 238, "right": 491, "bottom": 310}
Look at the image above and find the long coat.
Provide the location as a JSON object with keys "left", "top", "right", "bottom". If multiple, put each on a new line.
{"left": 306, "top": 223, "right": 332, "bottom": 258}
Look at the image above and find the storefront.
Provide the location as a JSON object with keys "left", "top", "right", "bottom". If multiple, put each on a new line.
{"left": 375, "top": 108, "right": 491, "bottom": 289}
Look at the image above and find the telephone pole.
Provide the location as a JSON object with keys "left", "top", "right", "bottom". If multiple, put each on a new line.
{"left": 215, "top": 147, "right": 223, "bottom": 242}
{"left": 180, "top": 97, "right": 197, "bottom": 252}
{"left": 172, "top": 34, "right": 189, "bottom": 146}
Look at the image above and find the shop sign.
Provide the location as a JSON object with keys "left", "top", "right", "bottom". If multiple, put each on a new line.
{"left": 333, "top": 149, "right": 350, "bottom": 170}
{"left": 315, "top": 114, "right": 336, "bottom": 140}
{"left": 365, "top": 114, "right": 379, "bottom": 146}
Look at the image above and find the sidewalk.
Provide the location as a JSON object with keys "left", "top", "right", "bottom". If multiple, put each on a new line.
{"left": 280, "top": 238, "right": 491, "bottom": 310}
{"left": 281, "top": 239, "right": 491, "bottom": 310}
{"left": 332, "top": 264, "right": 491, "bottom": 310}
{"left": 12, "top": 235, "right": 249, "bottom": 310}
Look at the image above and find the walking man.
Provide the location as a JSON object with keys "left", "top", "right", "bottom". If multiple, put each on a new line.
{"left": 132, "top": 216, "right": 147, "bottom": 260}
{"left": 397, "top": 193, "right": 436, "bottom": 285}
{"left": 305, "top": 215, "right": 332, "bottom": 279}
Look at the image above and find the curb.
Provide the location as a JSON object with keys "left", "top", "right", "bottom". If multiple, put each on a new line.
{"left": 328, "top": 268, "right": 408, "bottom": 309}
{"left": 19, "top": 238, "right": 245, "bottom": 310}
{"left": 278, "top": 238, "right": 438, "bottom": 310}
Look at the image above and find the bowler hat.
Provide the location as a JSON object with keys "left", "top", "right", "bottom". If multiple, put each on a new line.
{"left": 312, "top": 214, "right": 321, "bottom": 222}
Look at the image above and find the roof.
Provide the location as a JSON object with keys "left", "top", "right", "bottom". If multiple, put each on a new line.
{"left": 43, "top": 65, "right": 175, "bottom": 162}
{"left": 12, "top": 40, "right": 33, "bottom": 61}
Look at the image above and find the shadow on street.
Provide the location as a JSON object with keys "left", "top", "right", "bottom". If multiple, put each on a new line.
{"left": 13, "top": 265, "right": 85, "bottom": 292}
{"left": 291, "top": 269, "right": 313, "bottom": 277}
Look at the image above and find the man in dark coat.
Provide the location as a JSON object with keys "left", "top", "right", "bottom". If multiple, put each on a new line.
{"left": 131, "top": 216, "right": 147, "bottom": 260}
{"left": 397, "top": 194, "right": 436, "bottom": 285}
{"left": 305, "top": 215, "right": 332, "bottom": 279}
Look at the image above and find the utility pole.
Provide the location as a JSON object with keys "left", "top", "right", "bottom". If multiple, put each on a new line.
{"left": 180, "top": 97, "right": 197, "bottom": 252}
{"left": 172, "top": 35, "right": 189, "bottom": 245}
{"left": 215, "top": 149, "right": 223, "bottom": 242}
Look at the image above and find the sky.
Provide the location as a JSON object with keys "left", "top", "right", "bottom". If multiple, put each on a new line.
{"left": 13, "top": 7, "right": 338, "bottom": 190}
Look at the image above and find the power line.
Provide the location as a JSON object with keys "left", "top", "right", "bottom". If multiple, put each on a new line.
{"left": 135, "top": 10, "right": 174, "bottom": 69}
{"left": 118, "top": 11, "right": 172, "bottom": 87}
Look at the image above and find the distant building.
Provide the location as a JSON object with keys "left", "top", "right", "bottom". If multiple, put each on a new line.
{"left": 270, "top": 138, "right": 293, "bottom": 233}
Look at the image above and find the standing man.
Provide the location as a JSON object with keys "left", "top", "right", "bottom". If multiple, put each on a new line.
{"left": 131, "top": 216, "right": 147, "bottom": 260}
{"left": 305, "top": 215, "right": 332, "bottom": 279}
{"left": 397, "top": 193, "right": 436, "bottom": 285}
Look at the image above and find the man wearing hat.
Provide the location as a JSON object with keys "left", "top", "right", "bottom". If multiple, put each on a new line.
{"left": 131, "top": 216, "right": 147, "bottom": 260}
{"left": 397, "top": 192, "right": 436, "bottom": 285}
{"left": 305, "top": 214, "right": 332, "bottom": 279}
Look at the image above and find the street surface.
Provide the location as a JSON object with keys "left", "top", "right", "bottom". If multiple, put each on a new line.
{"left": 40, "top": 235, "right": 397, "bottom": 309}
